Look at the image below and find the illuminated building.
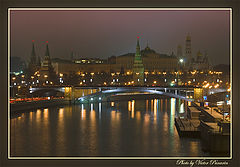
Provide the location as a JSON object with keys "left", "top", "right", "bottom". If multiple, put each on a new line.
{"left": 73, "top": 58, "right": 105, "bottom": 64}
{"left": 52, "top": 38, "right": 179, "bottom": 75}
{"left": 179, "top": 34, "right": 211, "bottom": 71}
{"left": 115, "top": 43, "right": 178, "bottom": 73}
{"left": 191, "top": 51, "right": 211, "bottom": 71}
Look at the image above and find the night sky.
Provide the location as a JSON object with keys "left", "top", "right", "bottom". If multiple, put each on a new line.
{"left": 10, "top": 9, "right": 230, "bottom": 65}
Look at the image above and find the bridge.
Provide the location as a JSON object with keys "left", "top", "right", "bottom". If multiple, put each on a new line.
{"left": 29, "top": 86, "right": 204, "bottom": 103}
{"left": 38, "top": 86, "right": 197, "bottom": 102}
{"left": 75, "top": 87, "right": 194, "bottom": 103}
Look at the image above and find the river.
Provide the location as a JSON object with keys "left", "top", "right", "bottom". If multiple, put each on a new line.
{"left": 10, "top": 95, "right": 209, "bottom": 157}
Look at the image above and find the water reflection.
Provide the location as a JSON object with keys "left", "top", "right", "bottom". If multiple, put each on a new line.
{"left": 99, "top": 103, "right": 101, "bottom": 119}
{"left": 11, "top": 97, "right": 206, "bottom": 157}
{"left": 146, "top": 100, "right": 149, "bottom": 112}
{"left": 81, "top": 104, "right": 86, "bottom": 120}
{"left": 36, "top": 109, "right": 41, "bottom": 122}
{"left": 179, "top": 103, "right": 185, "bottom": 114}
{"left": 131, "top": 100, "right": 135, "bottom": 118}
{"left": 153, "top": 99, "right": 158, "bottom": 123}
{"left": 128, "top": 101, "right": 131, "bottom": 112}
{"left": 111, "top": 102, "right": 115, "bottom": 107}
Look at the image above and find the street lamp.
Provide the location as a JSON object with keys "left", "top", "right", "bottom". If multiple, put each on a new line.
{"left": 177, "top": 58, "right": 184, "bottom": 86}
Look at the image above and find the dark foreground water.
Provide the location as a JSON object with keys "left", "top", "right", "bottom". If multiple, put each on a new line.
{"left": 11, "top": 96, "right": 210, "bottom": 157}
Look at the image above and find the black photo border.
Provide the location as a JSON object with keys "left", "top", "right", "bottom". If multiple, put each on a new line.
{"left": 1, "top": 0, "right": 239, "bottom": 167}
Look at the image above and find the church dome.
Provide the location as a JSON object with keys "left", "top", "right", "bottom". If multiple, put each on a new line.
{"left": 186, "top": 34, "right": 191, "bottom": 41}
{"left": 141, "top": 46, "right": 156, "bottom": 55}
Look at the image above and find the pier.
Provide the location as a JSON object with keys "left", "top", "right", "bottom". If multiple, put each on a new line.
{"left": 175, "top": 102, "right": 230, "bottom": 154}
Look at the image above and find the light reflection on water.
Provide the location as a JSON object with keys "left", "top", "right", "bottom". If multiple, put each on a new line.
{"left": 10, "top": 97, "right": 208, "bottom": 157}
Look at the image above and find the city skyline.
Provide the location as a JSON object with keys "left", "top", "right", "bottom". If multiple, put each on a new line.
{"left": 10, "top": 9, "right": 230, "bottom": 65}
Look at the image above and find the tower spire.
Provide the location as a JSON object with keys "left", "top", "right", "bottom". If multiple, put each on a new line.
{"left": 31, "top": 40, "right": 36, "bottom": 64}
{"left": 136, "top": 36, "right": 140, "bottom": 55}
{"left": 45, "top": 41, "right": 50, "bottom": 58}
{"left": 185, "top": 34, "right": 192, "bottom": 65}
{"left": 42, "top": 41, "right": 52, "bottom": 67}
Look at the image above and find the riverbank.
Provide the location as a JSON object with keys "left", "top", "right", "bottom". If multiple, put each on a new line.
{"left": 175, "top": 102, "right": 230, "bottom": 155}
{"left": 10, "top": 98, "right": 70, "bottom": 113}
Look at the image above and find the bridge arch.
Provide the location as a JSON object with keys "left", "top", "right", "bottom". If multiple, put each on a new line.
{"left": 30, "top": 87, "right": 65, "bottom": 97}
{"left": 76, "top": 87, "right": 192, "bottom": 103}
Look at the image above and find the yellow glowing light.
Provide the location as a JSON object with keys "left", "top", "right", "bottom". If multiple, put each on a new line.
{"left": 31, "top": 76, "right": 34, "bottom": 79}
{"left": 59, "top": 73, "right": 63, "bottom": 77}
{"left": 65, "top": 87, "right": 70, "bottom": 92}
{"left": 90, "top": 72, "right": 94, "bottom": 75}
{"left": 131, "top": 100, "right": 135, "bottom": 118}
{"left": 111, "top": 102, "right": 115, "bottom": 107}
{"left": 12, "top": 77, "right": 16, "bottom": 80}
{"left": 204, "top": 83, "right": 210, "bottom": 88}
{"left": 153, "top": 81, "right": 157, "bottom": 84}
{"left": 131, "top": 81, "right": 134, "bottom": 84}
{"left": 128, "top": 101, "right": 132, "bottom": 112}
{"left": 44, "top": 75, "right": 48, "bottom": 78}
{"left": 37, "top": 74, "right": 40, "bottom": 77}
{"left": 227, "top": 88, "right": 231, "bottom": 92}
{"left": 136, "top": 72, "right": 139, "bottom": 75}
{"left": 21, "top": 75, "right": 24, "bottom": 78}
{"left": 104, "top": 82, "right": 107, "bottom": 85}
{"left": 127, "top": 72, "right": 130, "bottom": 75}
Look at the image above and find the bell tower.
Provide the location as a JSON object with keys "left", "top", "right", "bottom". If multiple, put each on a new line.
{"left": 185, "top": 34, "right": 192, "bottom": 65}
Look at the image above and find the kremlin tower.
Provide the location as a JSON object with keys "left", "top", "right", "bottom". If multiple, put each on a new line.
{"left": 133, "top": 37, "right": 144, "bottom": 85}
